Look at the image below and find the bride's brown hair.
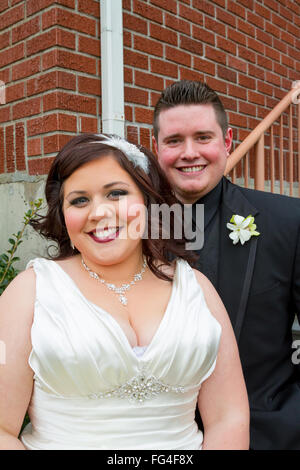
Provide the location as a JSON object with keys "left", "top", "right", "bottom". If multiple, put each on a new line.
{"left": 30, "top": 133, "right": 197, "bottom": 281}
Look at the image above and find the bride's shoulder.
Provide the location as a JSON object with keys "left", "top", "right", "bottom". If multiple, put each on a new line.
{"left": 0, "top": 266, "right": 36, "bottom": 324}
{"left": 191, "top": 268, "right": 230, "bottom": 328}
{"left": 191, "top": 268, "right": 219, "bottom": 300}
{"left": 192, "top": 267, "right": 210, "bottom": 286}
{"left": 9, "top": 265, "right": 36, "bottom": 290}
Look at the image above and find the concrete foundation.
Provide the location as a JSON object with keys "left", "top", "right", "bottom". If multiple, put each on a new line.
{"left": 0, "top": 173, "right": 50, "bottom": 272}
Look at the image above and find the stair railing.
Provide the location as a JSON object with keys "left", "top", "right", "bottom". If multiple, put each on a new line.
{"left": 224, "top": 83, "right": 300, "bottom": 197}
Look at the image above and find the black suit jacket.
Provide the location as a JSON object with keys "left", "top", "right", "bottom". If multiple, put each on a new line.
{"left": 199, "top": 177, "right": 300, "bottom": 450}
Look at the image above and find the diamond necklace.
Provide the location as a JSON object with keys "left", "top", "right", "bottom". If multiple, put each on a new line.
{"left": 81, "top": 257, "right": 147, "bottom": 306}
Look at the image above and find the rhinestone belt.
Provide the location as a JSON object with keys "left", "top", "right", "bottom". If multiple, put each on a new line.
{"left": 88, "top": 369, "right": 185, "bottom": 404}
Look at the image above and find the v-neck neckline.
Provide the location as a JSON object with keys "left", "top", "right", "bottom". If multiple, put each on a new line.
{"left": 50, "top": 259, "right": 179, "bottom": 362}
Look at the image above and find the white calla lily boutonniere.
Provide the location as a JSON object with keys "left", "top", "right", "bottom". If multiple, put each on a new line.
{"left": 227, "top": 214, "right": 260, "bottom": 245}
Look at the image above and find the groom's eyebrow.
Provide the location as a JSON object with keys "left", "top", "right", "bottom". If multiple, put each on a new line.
{"left": 163, "top": 130, "right": 214, "bottom": 142}
{"left": 163, "top": 133, "right": 181, "bottom": 141}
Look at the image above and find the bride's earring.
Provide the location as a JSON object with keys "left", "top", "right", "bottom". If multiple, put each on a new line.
{"left": 70, "top": 240, "right": 75, "bottom": 250}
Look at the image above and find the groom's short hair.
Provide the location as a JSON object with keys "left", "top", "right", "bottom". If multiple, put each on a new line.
{"left": 153, "top": 80, "right": 228, "bottom": 141}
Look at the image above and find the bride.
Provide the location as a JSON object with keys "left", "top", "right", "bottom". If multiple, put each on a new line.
{"left": 0, "top": 133, "right": 249, "bottom": 450}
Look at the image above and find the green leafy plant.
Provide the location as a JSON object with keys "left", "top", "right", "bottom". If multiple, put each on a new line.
{"left": 0, "top": 198, "right": 43, "bottom": 295}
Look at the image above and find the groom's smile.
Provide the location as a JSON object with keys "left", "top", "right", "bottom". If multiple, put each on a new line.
{"left": 154, "top": 103, "right": 232, "bottom": 204}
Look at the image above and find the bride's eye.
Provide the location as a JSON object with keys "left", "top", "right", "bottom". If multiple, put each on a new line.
{"left": 108, "top": 189, "right": 128, "bottom": 199}
{"left": 69, "top": 196, "right": 89, "bottom": 206}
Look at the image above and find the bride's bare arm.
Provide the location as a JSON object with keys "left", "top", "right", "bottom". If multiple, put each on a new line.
{"left": 194, "top": 270, "right": 250, "bottom": 450}
{"left": 0, "top": 269, "right": 35, "bottom": 450}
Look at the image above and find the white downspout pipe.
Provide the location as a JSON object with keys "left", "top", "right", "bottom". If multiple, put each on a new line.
{"left": 100, "top": 0, "right": 125, "bottom": 137}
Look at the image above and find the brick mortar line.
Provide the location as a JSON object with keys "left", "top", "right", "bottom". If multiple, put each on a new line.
{"left": 2, "top": 78, "right": 291, "bottom": 111}
{"left": 0, "top": 25, "right": 101, "bottom": 56}
{"left": 125, "top": 95, "right": 281, "bottom": 122}
{"left": 4, "top": 15, "right": 41, "bottom": 50}
{"left": 1, "top": 114, "right": 83, "bottom": 130}
{"left": 1, "top": 106, "right": 101, "bottom": 123}
{"left": 0, "top": 67, "right": 101, "bottom": 91}
{"left": 125, "top": 62, "right": 179, "bottom": 76}
{"left": 131, "top": 2, "right": 297, "bottom": 30}
{"left": 2, "top": 90, "right": 289, "bottom": 118}
{"left": 126, "top": 121, "right": 152, "bottom": 128}
{"left": 131, "top": 28, "right": 299, "bottom": 61}
{"left": 23, "top": 43, "right": 101, "bottom": 62}
{"left": 0, "top": 12, "right": 296, "bottom": 112}
{"left": 1, "top": 27, "right": 290, "bottom": 73}
{"left": 123, "top": 8, "right": 165, "bottom": 27}
{"left": 40, "top": 7, "right": 101, "bottom": 30}
{"left": 24, "top": 1, "right": 101, "bottom": 21}
{"left": 26, "top": 154, "right": 56, "bottom": 161}
{"left": 129, "top": 13, "right": 300, "bottom": 42}
{"left": 0, "top": 47, "right": 101, "bottom": 78}
{"left": 125, "top": 41, "right": 294, "bottom": 84}
{"left": 3, "top": 119, "right": 6, "bottom": 173}
{"left": 28, "top": 129, "right": 78, "bottom": 138}
{"left": 124, "top": 8, "right": 197, "bottom": 32}
{"left": 132, "top": 2, "right": 208, "bottom": 18}
{"left": 38, "top": 44, "right": 101, "bottom": 61}
{"left": 2, "top": 2, "right": 299, "bottom": 31}
{"left": 7, "top": 121, "right": 16, "bottom": 173}
{"left": 3, "top": 86, "right": 101, "bottom": 106}
{"left": 0, "top": 4, "right": 100, "bottom": 37}
{"left": 0, "top": 56, "right": 100, "bottom": 75}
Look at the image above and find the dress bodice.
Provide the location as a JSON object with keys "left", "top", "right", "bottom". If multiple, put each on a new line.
{"left": 21, "top": 257, "right": 221, "bottom": 450}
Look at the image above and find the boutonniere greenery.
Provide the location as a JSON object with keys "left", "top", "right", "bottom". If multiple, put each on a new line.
{"left": 226, "top": 215, "right": 260, "bottom": 245}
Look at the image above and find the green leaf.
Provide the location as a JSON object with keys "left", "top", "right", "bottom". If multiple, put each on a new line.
{"left": 0, "top": 197, "right": 43, "bottom": 295}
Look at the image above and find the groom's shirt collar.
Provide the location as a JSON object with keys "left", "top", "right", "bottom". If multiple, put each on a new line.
{"left": 193, "top": 178, "right": 223, "bottom": 231}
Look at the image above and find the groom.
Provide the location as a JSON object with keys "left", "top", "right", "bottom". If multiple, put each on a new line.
{"left": 152, "top": 80, "right": 300, "bottom": 450}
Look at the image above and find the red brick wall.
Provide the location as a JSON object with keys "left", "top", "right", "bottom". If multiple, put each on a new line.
{"left": 123, "top": 0, "right": 300, "bottom": 183}
{"left": 0, "top": 0, "right": 299, "bottom": 177}
{"left": 0, "top": 0, "right": 101, "bottom": 175}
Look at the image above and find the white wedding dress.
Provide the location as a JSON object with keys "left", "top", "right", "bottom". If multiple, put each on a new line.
{"left": 20, "top": 257, "right": 221, "bottom": 450}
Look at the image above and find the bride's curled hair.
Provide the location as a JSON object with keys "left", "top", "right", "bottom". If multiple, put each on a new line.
{"left": 30, "top": 133, "right": 198, "bottom": 282}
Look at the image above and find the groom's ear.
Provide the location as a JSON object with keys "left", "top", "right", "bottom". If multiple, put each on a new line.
{"left": 152, "top": 135, "right": 159, "bottom": 158}
{"left": 225, "top": 127, "right": 233, "bottom": 157}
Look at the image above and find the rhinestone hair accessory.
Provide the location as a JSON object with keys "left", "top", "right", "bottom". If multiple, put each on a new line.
{"left": 94, "top": 134, "right": 149, "bottom": 174}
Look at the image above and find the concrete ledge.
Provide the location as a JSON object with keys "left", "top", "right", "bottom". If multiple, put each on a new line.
{"left": 232, "top": 177, "right": 300, "bottom": 198}
{"left": 0, "top": 177, "right": 50, "bottom": 272}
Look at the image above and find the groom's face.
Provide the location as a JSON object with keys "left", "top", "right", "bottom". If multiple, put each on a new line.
{"left": 153, "top": 104, "right": 232, "bottom": 204}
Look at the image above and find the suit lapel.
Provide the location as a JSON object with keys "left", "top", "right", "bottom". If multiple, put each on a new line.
{"left": 218, "top": 179, "right": 259, "bottom": 342}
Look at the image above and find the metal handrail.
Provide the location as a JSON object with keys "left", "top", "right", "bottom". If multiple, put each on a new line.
{"left": 224, "top": 83, "right": 300, "bottom": 196}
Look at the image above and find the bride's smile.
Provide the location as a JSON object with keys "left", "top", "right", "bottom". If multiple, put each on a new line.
{"left": 63, "top": 154, "right": 146, "bottom": 274}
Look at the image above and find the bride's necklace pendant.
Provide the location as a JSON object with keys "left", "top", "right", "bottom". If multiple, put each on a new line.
{"left": 119, "top": 295, "right": 127, "bottom": 306}
{"left": 81, "top": 257, "right": 147, "bottom": 306}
